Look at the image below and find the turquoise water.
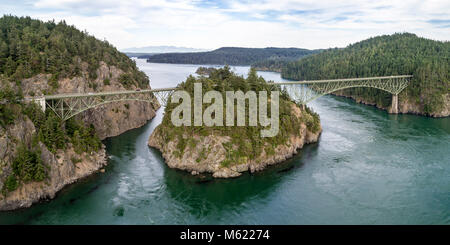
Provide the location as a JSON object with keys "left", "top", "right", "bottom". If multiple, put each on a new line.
{"left": 0, "top": 60, "right": 449, "bottom": 224}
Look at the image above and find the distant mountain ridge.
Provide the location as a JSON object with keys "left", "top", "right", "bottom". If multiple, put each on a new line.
{"left": 144, "top": 47, "right": 319, "bottom": 66}
{"left": 121, "top": 45, "right": 209, "bottom": 53}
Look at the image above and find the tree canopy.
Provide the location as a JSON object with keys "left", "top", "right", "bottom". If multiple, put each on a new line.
{"left": 0, "top": 15, "right": 148, "bottom": 89}
{"left": 282, "top": 33, "right": 449, "bottom": 114}
{"left": 156, "top": 67, "right": 320, "bottom": 166}
{"left": 145, "top": 47, "right": 318, "bottom": 66}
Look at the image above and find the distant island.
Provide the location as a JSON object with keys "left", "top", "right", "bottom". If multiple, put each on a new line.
{"left": 282, "top": 33, "right": 450, "bottom": 117}
{"left": 123, "top": 46, "right": 209, "bottom": 58}
{"left": 122, "top": 45, "right": 208, "bottom": 54}
{"left": 251, "top": 57, "right": 315, "bottom": 73}
{"left": 144, "top": 47, "right": 319, "bottom": 67}
{"left": 195, "top": 67, "right": 217, "bottom": 76}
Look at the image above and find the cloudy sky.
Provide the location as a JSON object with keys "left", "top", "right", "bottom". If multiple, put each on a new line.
{"left": 2, "top": 0, "right": 449, "bottom": 50}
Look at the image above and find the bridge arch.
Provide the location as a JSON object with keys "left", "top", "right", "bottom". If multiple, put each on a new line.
{"left": 36, "top": 75, "right": 411, "bottom": 121}
{"left": 281, "top": 75, "right": 411, "bottom": 106}
{"left": 46, "top": 98, "right": 155, "bottom": 121}
{"left": 305, "top": 83, "right": 406, "bottom": 104}
{"left": 43, "top": 89, "right": 173, "bottom": 121}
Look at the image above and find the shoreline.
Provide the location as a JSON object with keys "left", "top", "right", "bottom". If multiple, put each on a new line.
{"left": 148, "top": 102, "right": 322, "bottom": 178}
{"left": 0, "top": 104, "right": 159, "bottom": 212}
{"left": 149, "top": 129, "right": 322, "bottom": 178}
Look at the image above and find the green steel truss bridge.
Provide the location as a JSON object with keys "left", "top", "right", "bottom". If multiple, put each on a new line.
{"left": 28, "top": 75, "right": 412, "bottom": 121}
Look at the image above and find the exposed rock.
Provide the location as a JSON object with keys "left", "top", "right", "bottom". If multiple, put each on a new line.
{"left": 0, "top": 145, "right": 107, "bottom": 211}
{"left": 332, "top": 90, "right": 449, "bottom": 117}
{"left": 149, "top": 104, "right": 321, "bottom": 178}
{"left": 79, "top": 100, "right": 157, "bottom": 139}
{"left": 0, "top": 62, "right": 159, "bottom": 210}
{"left": 20, "top": 61, "right": 160, "bottom": 139}
{"left": 0, "top": 116, "right": 108, "bottom": 211}
{"left": 0, "top": 116, "right": 36, "bottom": 190}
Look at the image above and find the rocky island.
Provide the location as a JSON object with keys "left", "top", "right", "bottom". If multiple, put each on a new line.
{"left": 0, "top": 16, "right": 159, "bottom": 210}
{"left": 149, "top": 67, "right": 321, "bottom": 178}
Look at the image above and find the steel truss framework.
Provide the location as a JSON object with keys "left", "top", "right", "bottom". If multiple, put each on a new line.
{"left": 278, "top": 75, "right": 411, "bottom": 105}
{"left": 39, "top": 75, "right": 411, "bottom": 120}
{"left": 45, "top": 89, "right": 173, "bottom": 121}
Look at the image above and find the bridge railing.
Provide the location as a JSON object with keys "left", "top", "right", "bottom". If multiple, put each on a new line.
{"left": 25, "top": 75, "right": 412, "bottom": 120}
{"left": 274, "top": 75, "right": 413, "bottom": 85}
{"left": 277, "top": 75, "right": 412, "bottom": 104}
{"left": 43, "top": 87, "right": 176, "bottom": 99}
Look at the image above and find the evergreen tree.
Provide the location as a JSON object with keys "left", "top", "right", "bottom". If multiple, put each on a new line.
{"left": 282, "top": 33, "right": 449, "bottom": 114}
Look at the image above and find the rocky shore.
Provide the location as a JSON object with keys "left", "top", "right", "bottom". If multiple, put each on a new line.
{"left": 149, "top": 104, "right": 321, "bottom": 178}
{"left": 21, "top": 61, "right": 160, "bottom": 139}
{"left": 332, "top": 90, "right": 450, "bottom": 117}
{"left": 0, "top": 62, "right": 159, "bottom": 211}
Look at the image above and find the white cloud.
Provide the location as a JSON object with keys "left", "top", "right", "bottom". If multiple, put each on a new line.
{"left": 3, "top": 0, "right": 449, "bottom": 49}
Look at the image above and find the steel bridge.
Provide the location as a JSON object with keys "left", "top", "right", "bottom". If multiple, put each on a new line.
{"left": 28, "top": 75, "right": 412, "bottom": 121}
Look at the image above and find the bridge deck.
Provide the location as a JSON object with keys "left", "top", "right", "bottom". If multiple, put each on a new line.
{"left": 24, "top": 75, "right": 411, "bottom": 101}
{"left": 274, "top": 75, "right": 413, "bottom": 85}
{"left": 43, "top": 87, "right": 176, "bottom": 99}
{"left": 22, "top": 75, "right": 411, "bottom": 120}
{"left": 17, "top": 75, "right": 413, "bottom": 101}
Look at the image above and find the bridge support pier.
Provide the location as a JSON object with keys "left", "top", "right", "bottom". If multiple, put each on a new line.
{"left": 35, "top": 97, "right": 46, "bottom": 112}
{"left": 391, "top": 94, "right": 398, "bottom": 114}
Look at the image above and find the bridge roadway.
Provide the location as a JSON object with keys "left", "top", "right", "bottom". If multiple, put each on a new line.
{"left": 42, "top": 87, "right": 176, "bottom": 100}
{"left": 25, "top": 75, "right": 412, "bottom": 120}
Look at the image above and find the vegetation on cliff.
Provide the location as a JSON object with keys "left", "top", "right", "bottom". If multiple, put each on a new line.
{"left": 0, "top": 15, "right": 149, "bottom": 90}
{"left": 0, "top": 83, "right": 20, "bottom": 127}
{"left": 282, "top": 33, "right": 449, "bottom": 115}
{"left": 0, "top": 16, "right": 149, "bottom": 196}
{"left": 153, "top": 67, "right": 320, "bottom": 167}
{"left": 24, "top": 103, "right": 102, "bottom": 154}
{"left": 145, "top": 47, "right": 317, "bottom": 66}
{"left": 1, "top": 101, "right": 102, "bottom": 194}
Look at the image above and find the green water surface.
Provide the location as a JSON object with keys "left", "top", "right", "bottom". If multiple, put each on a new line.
{"left": 0, "top": 61, "right": 448, "bottom": 224}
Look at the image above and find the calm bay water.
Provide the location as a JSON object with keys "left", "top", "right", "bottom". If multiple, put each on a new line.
{"left": 0, "top": 60, "right": 449, "bottom": 224}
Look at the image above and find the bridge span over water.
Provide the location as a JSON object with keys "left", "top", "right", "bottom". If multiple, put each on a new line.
{"left": 27, "top": 75, "right": 412, "bottom": 121}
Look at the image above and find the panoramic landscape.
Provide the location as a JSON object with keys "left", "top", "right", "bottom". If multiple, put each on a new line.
{"left": 0, "top": 0, "right": 449, "bottom": 234}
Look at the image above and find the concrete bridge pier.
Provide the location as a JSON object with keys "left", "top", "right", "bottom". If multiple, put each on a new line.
{"left": 391, "top": 94, "right": 398, "bottom": 114}
{"left": 35, "top": 97, "right": 46, "bottom": 112}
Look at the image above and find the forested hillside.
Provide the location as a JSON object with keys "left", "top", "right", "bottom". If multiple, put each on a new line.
{"left": 282, "top": 33, "right": 449, "bottom": 116}
{"left": 145, "top": 47, "right": 317, "bottom": 66}
{"left": 251, "top": 57, "right": 303, "bottom": 72}
{"left": 0, "top": 15, "right": 153, "bottom": 130}
{"left": 0, "top": 16, "right": 157, "bottom": 208}
{"left": 0, "top": 15, "right": 148, "bottom": 89}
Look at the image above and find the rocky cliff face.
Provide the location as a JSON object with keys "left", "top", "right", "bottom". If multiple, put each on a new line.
{"left": 148, "top": 104, "right": 321, "bottom": 178}
{"left": 0, "top": 116, "right": 107, "bottom": 210}
{"left": 332, "top": 91, "right": 450, "bottom": 117}
{"left": 0, "top": 62, "right": 159, "bottom": 210}
{"left": 20, "top": 61, "right": 160, "bottom": 139}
